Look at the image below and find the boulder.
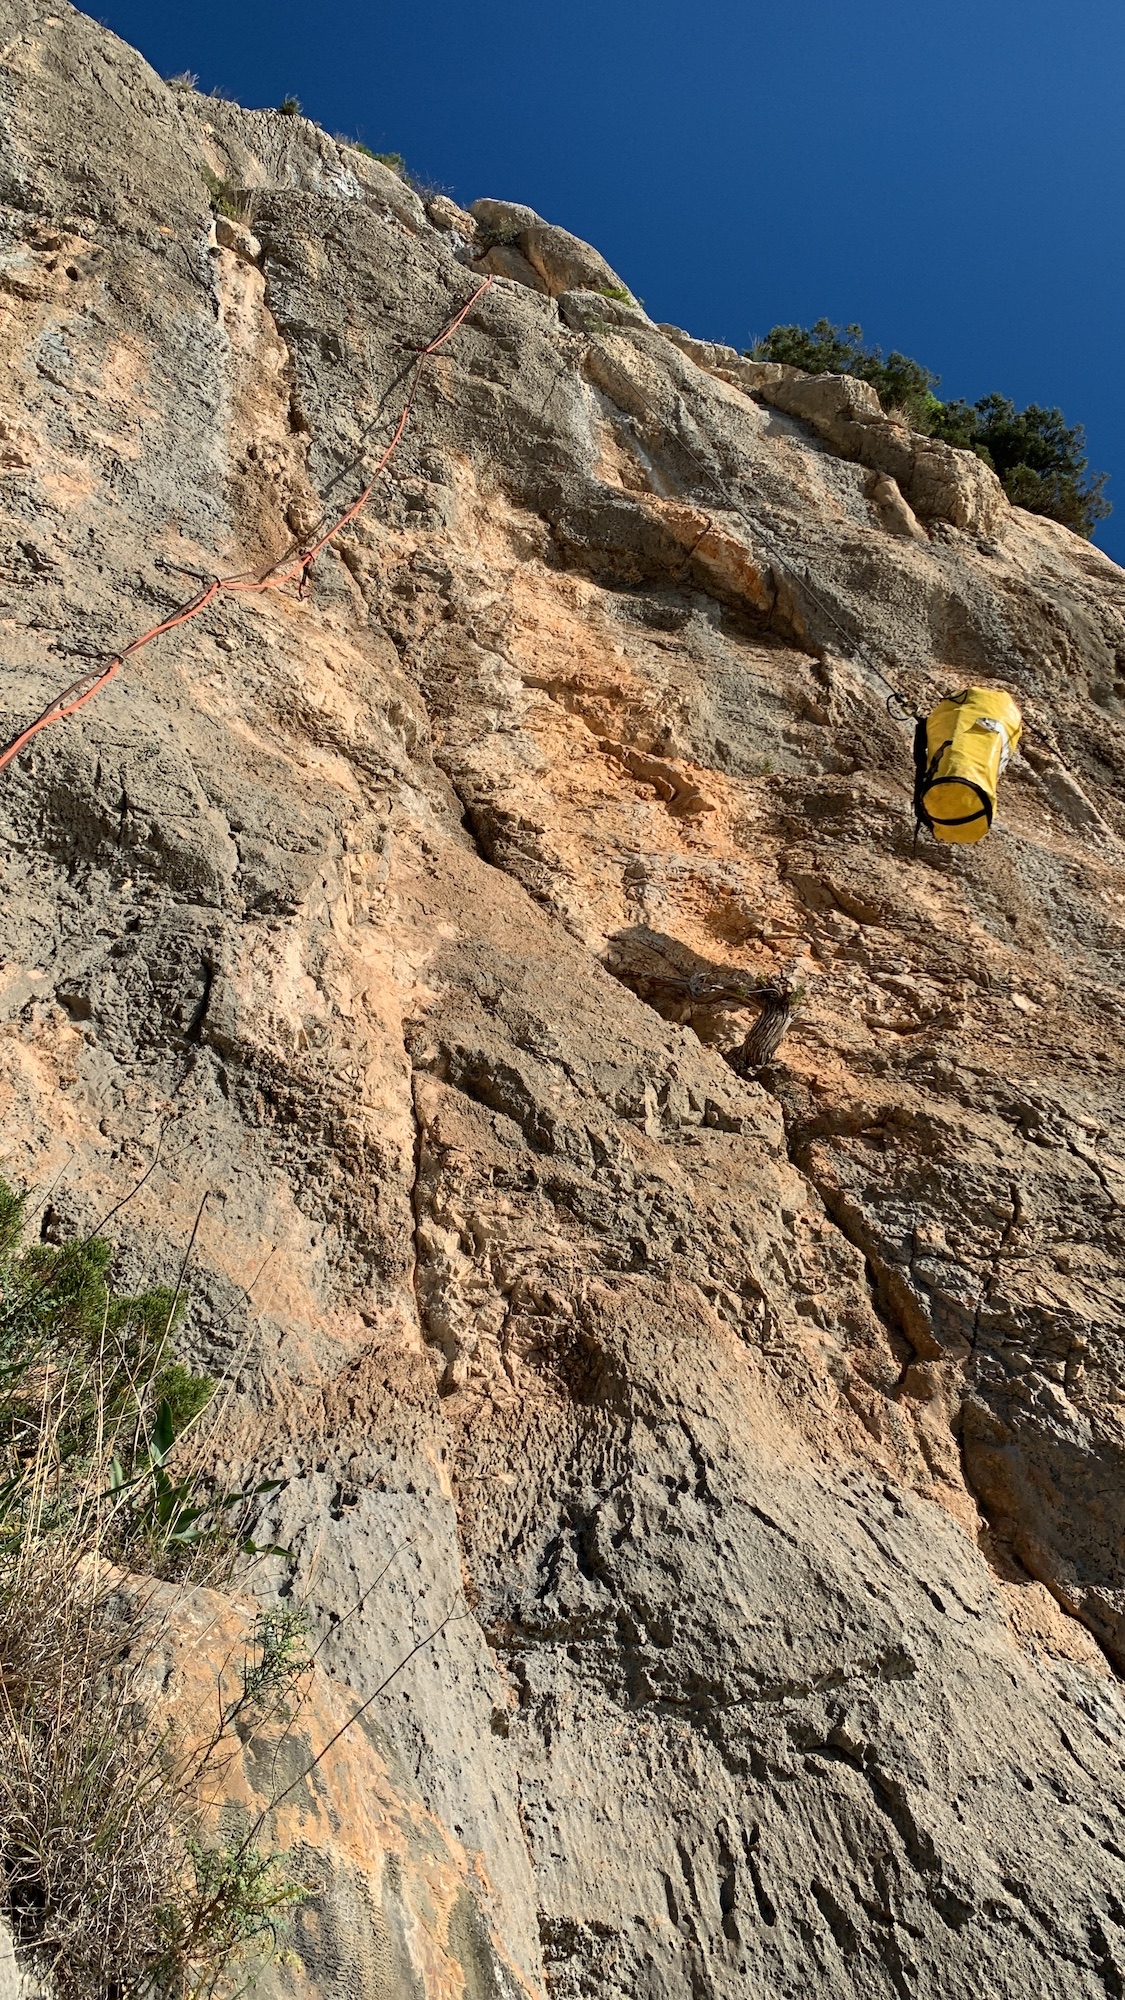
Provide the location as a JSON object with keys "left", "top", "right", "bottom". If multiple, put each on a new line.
{"left": 426, "top": 192, "right": 476, "bottom": 238}
{"left": 656, "top": 324, "right": 743, "bottom": 371}
{"left": 470, "top": 198, "right": 632, "bottom": 300}
{"left": 759, "top": 372, "right": 1007, "bottom": 534}
{"left": 212, "top": 213, "right": 261, "bottom": 263}
{"left": 476, "top": 241, "right": 548, "bottom": 292}
{"left": 764, "top": 372, "right": 913, "bottom": 485}
{"left": 910, "top": 433, "right": 1008, "bottom": 534}
{"left": 867, "top": 470, "right": 928, "bottom": 541}
{"left": 558, "top": 287, "right": 651, "bottom": 335}
{"left": 191, "top": 100, "right": 428, "bottom": 230}
{"left": 469, "top": 197, "right": 544, "bottom": 239}
{"left": 657, "top": 327, "right": 1009, "bottom": 536}
{"left": 657, "top": 325, "right": 810, "bottom": 397}
{"left": 520, "top": 221, "right": 629, "bottom": 298}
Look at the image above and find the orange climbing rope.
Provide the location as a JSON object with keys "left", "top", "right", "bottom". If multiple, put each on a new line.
{"left": 0, "top": 275, "right": 494, "bottom": 775}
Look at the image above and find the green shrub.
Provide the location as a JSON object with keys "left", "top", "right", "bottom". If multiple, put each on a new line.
{"left": 928, "top": 392, "right": 1110, "bottom": 537}
{"left": 748, "top": 319, "right": 1111, "bottom": 537}
{"left": 0, "top": 1551, "right": 309, "bottom": 1998}
{"left": 163, "top": 1840, "right": 307, "bottom": 1985}
{"left": 0, "top": 1181, "right": 450, "bottom": 1992}
{"left": 749, "top": 318, "right": 940, "bottom": 428}
{"left": 0, "top": 1181, "right": 302, "bottom": 1996}
{"left": 278, "top": 96, "right": 301, "bottom": 117}
{"left": 0, "top": 1190, "right": 209, "bottom": 1538}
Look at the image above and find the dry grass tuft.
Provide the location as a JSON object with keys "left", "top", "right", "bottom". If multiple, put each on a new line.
{"left": 0, "top": 1181, "right": 306, "bottom": 1997}
{"left": 1, "top": 1545, "right": 185, "bottom": 1995}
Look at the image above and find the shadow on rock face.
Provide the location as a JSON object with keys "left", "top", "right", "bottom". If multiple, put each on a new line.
{"left": 604, "top": 923, "right": 786, "bottom": 1051}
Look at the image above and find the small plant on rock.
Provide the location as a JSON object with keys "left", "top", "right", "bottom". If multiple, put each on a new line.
{"left": 164, "top": 1841, "right": 307, "bottom": 1989}
{"left": 199, "top": 166, "right": 255, "bottom": 226}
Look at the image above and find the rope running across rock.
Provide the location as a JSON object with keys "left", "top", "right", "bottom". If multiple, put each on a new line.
{"left": 0, "top": 275, "right": 495, "bottom": 775}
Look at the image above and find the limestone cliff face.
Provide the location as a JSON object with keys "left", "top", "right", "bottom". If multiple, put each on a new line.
{"left": 3, "top": 6, "right": 1125, "bottom": 1993}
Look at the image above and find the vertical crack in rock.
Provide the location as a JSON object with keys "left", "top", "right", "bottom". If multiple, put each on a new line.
{"left": 777, "top": 1096, "right": 1125, "bottom": 1675}
{"left": 969, "top": 1179, "right": 1024, "bottom": 1354}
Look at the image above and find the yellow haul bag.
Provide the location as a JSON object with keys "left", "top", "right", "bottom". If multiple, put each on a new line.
{"left": 913, "top": 687, "right": 1022, "bottom": 844}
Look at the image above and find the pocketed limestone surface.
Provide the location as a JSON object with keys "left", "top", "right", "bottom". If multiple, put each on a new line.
{"left": 2, "top": 6, "right": 1125, "bottom": 1994}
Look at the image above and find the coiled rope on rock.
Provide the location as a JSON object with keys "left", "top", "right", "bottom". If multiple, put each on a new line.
{"left": 0, "top": 275, "right": 494, "bottom": 775}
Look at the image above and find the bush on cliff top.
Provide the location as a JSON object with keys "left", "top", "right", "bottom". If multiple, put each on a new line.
{"left": 750, "top": 318, "right": 942, "bottom": 432}
{"left": 749, "top": 319, "right": 1110, "bottom": 538}
{"left": 927, "top": 391, "right": 1111, "bottom": 538}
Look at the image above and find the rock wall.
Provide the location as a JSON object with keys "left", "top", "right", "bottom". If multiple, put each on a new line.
{"left": 140, "top": 1582, "right": 534, "bottom": 2000}
{"left": 2, "top": 6, "right": 1125, "bottom": 1994}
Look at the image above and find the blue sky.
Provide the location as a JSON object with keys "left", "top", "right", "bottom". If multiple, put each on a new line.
{"left": 97, "top": 0, "right": 1125, "bottom": 562}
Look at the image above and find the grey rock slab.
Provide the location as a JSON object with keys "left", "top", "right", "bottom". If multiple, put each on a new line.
{"left": 0, "top": 1924, "right": 46, "bottom": 2000}
{"left": 469, "top": 198, "right": 545, "bottom": 237}
{"left": 249, "top": 1442, "right": 545, "bottom": 1989}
